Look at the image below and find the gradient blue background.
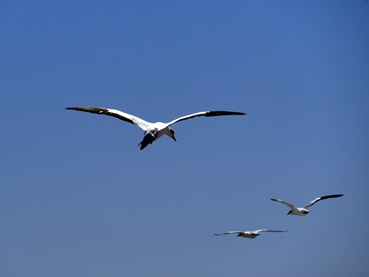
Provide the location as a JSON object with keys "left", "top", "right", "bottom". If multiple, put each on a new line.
{"left": 1, "top": 1, "right": 368, "bottom": 276}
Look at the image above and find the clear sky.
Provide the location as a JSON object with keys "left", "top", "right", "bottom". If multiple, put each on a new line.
{"left": 1, "top": 1, "right": 368, "bottom": 276}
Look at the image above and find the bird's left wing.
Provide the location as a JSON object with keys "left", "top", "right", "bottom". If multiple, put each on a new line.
{"left": 214, "top": 231, "right": 243, "bottom": 236}
{"left": 304, "top": 194, "right": 344, "bottom": 209}
{"left": 167, "top": 111, "right": 246, "bottom": 126}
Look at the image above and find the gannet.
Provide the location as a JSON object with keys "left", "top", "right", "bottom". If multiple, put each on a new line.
{"left": 271, "top": 194, "right": 344, "bottom": 216}
{"left": 214, "top": 229, "right": 287, "bottom": 239}
{"left": 66, "top": 107, "right": 246, "bottom": 150}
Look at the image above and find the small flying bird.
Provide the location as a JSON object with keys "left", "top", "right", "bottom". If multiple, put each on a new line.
{"left": 214, "top": 229, "right": 287, "bottom": 239}
{"left": 66, "top": 107, "right": 246, "bottom": 150}
{"left": 271, "top": 194, "right": 344, "bottom": 216}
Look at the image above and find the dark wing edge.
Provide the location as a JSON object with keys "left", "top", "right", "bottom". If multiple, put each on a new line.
{"left": 205, "top": 111, "right": 246, "bottom": 117}
{"left": 170, "top": 110, "right": 246, "bottom": 125}
{"left": 66, "top": 107, "right": 135, "bottom": 125}
{"left": 320, "top": 194, "right": 344, "bottom": 200}
{"left": 214, "top": 231, "right": 242, "bottom": 236}
{"left": 254, "top": 229, "right": 288, "bottom": 234}
{"left": 305, "top": 194, "right": 344, "bottom": 208}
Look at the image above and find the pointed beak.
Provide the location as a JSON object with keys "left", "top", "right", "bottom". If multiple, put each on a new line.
{"left": 172, "top": 135, "right": 177, "bottom": 142}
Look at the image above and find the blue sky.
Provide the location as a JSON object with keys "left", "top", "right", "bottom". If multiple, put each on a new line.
{"left": 1, "top": 1, "right": 368, "bottom": 276}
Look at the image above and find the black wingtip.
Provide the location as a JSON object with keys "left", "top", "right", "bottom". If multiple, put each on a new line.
{"left": 206, "top": 111, "right": 246, "bottom": 117}
{"left": 321, "top": 194, "right": 344, "bottom": 200}
{"left": 65, "top": 107, "right": 84, "bottom": 111}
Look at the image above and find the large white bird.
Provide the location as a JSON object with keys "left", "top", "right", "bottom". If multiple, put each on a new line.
{"left": 66, "top": 107, "right": 246, "bottom": 150}
{"left": 271, "top": 194, "right": 344, "bottom": 216}
{"left": 214, "top": 229, "right": 287, "bottom": 239}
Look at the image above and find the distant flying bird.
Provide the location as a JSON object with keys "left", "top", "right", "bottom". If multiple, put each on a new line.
{"left": 270, "top": 194, "right": 344, "bottom": 216}
{"left": 66, "top": 107, "right": 246, "bottom": 150}
{"left": 214, "top": 229, "right": 287, "bottom": 239}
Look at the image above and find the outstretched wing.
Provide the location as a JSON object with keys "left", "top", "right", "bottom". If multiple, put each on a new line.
{"left": 271, "top": 198, "right": 299, "bottom": 211}
{"left": 304, "top": 194, "right": 344, "bottom": 209}
{"left": 253, "top": 229, "right": 288, "bottom": 234}
{"left": 214, "top": 231, "right": 243, "bottom": 236}
{"left": 66, "top": 107, "right": 151, "bottom": 130}
{"left": 167, "top": 111, "right": 246, "bottom": 126}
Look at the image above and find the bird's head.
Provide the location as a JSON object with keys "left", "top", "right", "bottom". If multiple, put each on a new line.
{"left": 169, "top": 127, "right": 176, "bottom": 142}
{"left": 287, "top": 210, "right": 292, "bottom": 215}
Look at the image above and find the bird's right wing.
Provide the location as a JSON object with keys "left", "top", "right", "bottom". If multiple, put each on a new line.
{"left": 270, "top": 198, "right": 298, "bottom": 211}
{"left": 66, "top": 107, "right": 151, "bottom": 130}
{"left": 167, "top": 110, "right": 246, "bottom": 126}
{"left": 304, "top": 194, "right": 344, "bottom": 209}
{"left": 255, "top": 229, "right": 288, "bottom": 233}
{"left": 214, "top": 231, "right": 243, "bottom": 236}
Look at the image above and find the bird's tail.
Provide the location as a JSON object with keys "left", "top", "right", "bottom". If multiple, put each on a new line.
{"left": 138, "top": 130, "right": 157, "bottom": 150}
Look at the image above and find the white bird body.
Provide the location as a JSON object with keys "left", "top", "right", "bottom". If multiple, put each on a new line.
{"left": 214, "top": 229, "right": 287, "bottom": 239}
{"left": 66, "top": 107, "right": 246, "bottom": 150}
{"left": 271, "top": 194, "right": 344, "bottom": 216}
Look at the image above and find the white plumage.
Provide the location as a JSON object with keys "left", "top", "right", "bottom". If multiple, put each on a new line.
{"left": 66, "top": 107, "right": 245, "bottom": 150}
{"left": 271, "top": 194, "right": 344, "bottom": 216}
{"left": 214, "top": 229, "right": 287, "bottom": 239}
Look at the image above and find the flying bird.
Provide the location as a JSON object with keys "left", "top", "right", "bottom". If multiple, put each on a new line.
{"left": 66, "top": 107, "right": 246, "bottom": 150}
{"left": 214, "top": 229, "right": 287, "bottom": 239}
{"left": 270, "top": 194, "right": 344, "bottom": 216}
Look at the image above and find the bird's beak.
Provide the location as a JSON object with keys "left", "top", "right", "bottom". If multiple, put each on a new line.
{"left": 172, "top": 135, "right": 177, "bottom": 142}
